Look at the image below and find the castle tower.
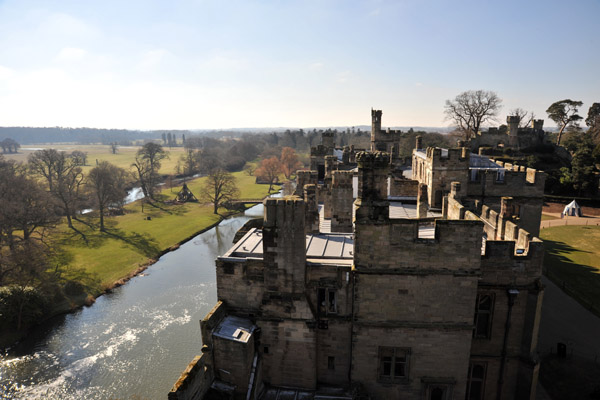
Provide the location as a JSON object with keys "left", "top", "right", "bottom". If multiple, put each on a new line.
{"left": 304, "top": 184, "right": 320, "bottom": 234}
{"left": 322, "top": 130, "right": 335, "bottom": 150}
{"left": 417, "top": 183, "right": 428, "bottom": 219}
{"left": 262, "top": 197, "right": 307, "bottom": 293}
{"left": 370, "top": 109, "right": 383, "bottom": 152}
{"left": 507, "top": 115, "right": 520, "bottom": 148}
{"left": 331, "top": 171, "right": 354, "bottom": 233}
{"left": 354, "top": 151, "right": 390, "bottom": 223}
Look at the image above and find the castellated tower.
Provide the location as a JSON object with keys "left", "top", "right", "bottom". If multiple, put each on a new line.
{"left": 507, "top": 115, "right": 520, "bottom": 148}
{"left": 370, "top": 109, "right": 383, "bottom": 152}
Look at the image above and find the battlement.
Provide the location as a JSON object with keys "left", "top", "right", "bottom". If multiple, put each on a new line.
{"left": 532, "top": 119, "right": 544, "bottom": 130}
{"left": 425, "top": 147, "right": 469, "bottom": 163}
{"left": 356, "top": 151, "right": 390, "bottom": 168}
{"left": 310, "top": 144, "right": 330, "bottom": 157}
{"left": 332, "top": 170, "right": 353, "bottom": 188}
{"left": 507, "top": 115, "right": 521, "bottom": 124}
{"left": 354, "top": 217, "right": 483, "bottom": 271}
{"left": 471, "top": 160, "right": 546, "bottom": 189}
{"left": 295, "top": 170, "right": 318, "bottom": 196}
{"left": 356, "top": 151, "right": 390, "bottom": 202}
{"left": 371, "top": 108, "right": 382, "bottom": 121}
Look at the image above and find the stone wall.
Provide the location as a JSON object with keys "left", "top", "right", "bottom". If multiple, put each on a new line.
{"left": 351, "top": 325, "right": 473, "bottom": 400}
{"left": 258, "top": 319, "right": 317, "bottom": 389}
{"left": 413, "top": 147, "right": 469, "bottom": 208}
{"left": 331, "top": 170, "right": 353, "bottom": 233}
{"left": 390, "top": 177, "right": 418, "bottom": 197}
{"left": 168, "top": 354, "right": 214, "bottom": 400}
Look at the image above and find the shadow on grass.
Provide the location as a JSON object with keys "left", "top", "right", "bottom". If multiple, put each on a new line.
{"left": 540, "top": 354, "right": 600, "bottom": 400}
{"left": 102, "top": 227, "right": 161, "bottom": 258}
{"left": 543, "top": 235, "right": 600, "bottom": 316}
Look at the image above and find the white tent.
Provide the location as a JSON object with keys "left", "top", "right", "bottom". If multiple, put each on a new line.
{"left": 562, "top": 200, "right": 582, "bottom": 217}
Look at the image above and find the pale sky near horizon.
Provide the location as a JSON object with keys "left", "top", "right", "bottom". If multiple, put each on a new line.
{"left": 0, "top": 0, "right": 598, "bottom": 130}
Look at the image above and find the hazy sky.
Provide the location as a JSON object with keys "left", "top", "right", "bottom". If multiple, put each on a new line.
{"left": 0, "top": 0, "right": 598, "bottom": 130}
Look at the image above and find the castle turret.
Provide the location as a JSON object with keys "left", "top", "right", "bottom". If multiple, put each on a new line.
{"left": 331, "top": 171, "right": 354, "bottom": 233}
{"left": 263, "top": 197, "right": 306, "bottom": 293}
{"left": 417, "top": 183, "right": 428, "bottom": 219}
{"left": 507, "top": 115, "right": 520, "bottom": 148}
{"left": 304, "top": 184, "right": 320, "bottom": 234}
{"left": 355, "top": 151, "right": 390, "bottom": 222}
{"left": 322, "top": 130, "right": 335, "bottom": 150}
{"left": 532, "top": 119, "right": 544, "bottom": 131}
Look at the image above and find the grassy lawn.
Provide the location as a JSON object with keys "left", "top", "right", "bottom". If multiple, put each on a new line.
{"left": 5, "top": 144, "right": 185, "bottom": 175}
{"left": 56, "top": 170, "right": 273, "bottom": 293}
{"left": 541, "top": 213, "right": 559, "bottom": 221}
{"left": 540, "top": 225, "right": 600, "bottom": 315}
{"left": 540, "top": 354, "right": 600, "bottom": 399}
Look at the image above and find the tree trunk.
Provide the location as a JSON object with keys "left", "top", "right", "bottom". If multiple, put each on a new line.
{"left": 99, "top": 205, "right": 105, "bottom": 231}
{"left": 66, "top": 213, "right": 73, "bottom": 228}
{"left": 556, "top": 125, "right": 566, "bottom": 146}
{"left": 214, "top": 202, "right": 218, "bottom": 214}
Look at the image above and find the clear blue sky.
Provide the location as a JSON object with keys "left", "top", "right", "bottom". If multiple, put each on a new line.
{"left": 0, "top": 0, "right": 598, "bottom": 130}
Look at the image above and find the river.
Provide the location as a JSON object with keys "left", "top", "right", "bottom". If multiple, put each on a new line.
{"left": 0, "top": 204, "right": 265, "bottom": 400}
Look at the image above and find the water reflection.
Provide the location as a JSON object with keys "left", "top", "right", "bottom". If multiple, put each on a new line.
{"left": 0, "top": 204, "right": 266, "bottom": 399}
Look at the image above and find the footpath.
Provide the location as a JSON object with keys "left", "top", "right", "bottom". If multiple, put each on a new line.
{"left": 540, "top": 213, "right": 600, "bottom": 229}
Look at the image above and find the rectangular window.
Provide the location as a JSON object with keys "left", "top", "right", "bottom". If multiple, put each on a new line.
{"left": 318, "top": 288, "right": 337, "bottom": 316}
{"left": 473, "top": 294, "right": 494, "bottom": 339}
{"left": 466, "top": 362, "right": 487, "bottom": 400}
{"left": 423, "top": 383, "right": 454, "bottom": 400}
{"left": 378, "top": 347, "right": 410, "bottom": 383}
{"left": 496, "top": 169, "right": 505, "bottom": 182}
{"left": 328, "top": 356, "right": 335, "bottom": 370}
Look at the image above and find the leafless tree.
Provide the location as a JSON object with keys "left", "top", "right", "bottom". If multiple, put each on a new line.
{"left": 509, "top": 108, "right": 535, "bottom": 128}
{"left": 87, "top": 161, "right": 131, "bottom": 231}
{"left": 444, "top": 90, "right": 502, "bottom": 141}
{"left": 132, "top": 143, "right": 168, "bottom": 202}
{"left": 200, "top": 168, "right": 240, "bottom": 214}
{"left": 28, "top": 149, "right": 84, "bottom": 229}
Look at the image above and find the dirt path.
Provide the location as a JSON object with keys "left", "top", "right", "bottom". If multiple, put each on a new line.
{"left": 540, "top": 213, "right": 600, "bottom": 229}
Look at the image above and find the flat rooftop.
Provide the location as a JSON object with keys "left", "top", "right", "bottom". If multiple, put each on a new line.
{"left": 224, "top": 228, "right": 354, "bottom": 265}
{"left": 213, "top": 315, "right": 256, "bottom": 343}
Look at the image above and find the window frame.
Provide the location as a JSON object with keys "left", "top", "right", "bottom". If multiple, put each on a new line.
{"left": 473, "top": 293, "right": 495, "bottom": 339}
{"left": 377, "top": 346, "right": 411, "bottom": 383}
{"left": 466, "top": 362, "right": 487, "bottom": 400}
{"left": 317, "top": 287, "right": 337, "bottom": 316}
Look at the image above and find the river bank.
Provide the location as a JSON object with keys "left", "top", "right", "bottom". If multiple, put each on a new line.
{"left": 0, "top": 173, "right": 276, "bottom": 349}
{"left": 0, "top": 207, "right": 263, "bottom": 399}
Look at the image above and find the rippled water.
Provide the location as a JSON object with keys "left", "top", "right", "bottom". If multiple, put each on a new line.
{"left": 0, "top": 205, "right": 264, "bottom": 400}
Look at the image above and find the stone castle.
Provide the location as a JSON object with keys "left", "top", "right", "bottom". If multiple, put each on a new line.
{"left": 169, "top": 110, "right": 546, "bottom": 400}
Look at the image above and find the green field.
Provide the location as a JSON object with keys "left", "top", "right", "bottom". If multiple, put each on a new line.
{"left": 540, "top": 225, "right": 600, "bottom": 314}
{"left": 56, "top": 170, "right": 273, "bottom": 293}
{"left": 4, "top": 144, "right": 186, "bottom": 175}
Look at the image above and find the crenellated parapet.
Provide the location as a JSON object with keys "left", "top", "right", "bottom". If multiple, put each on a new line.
{"left": 353, "top": 218, "right": 483, "bottom": 271}
{"left": 295, "top": 169, "right": 318, "bottom": 197}
{"left": 263, "top": 197, "right": 307, "bottom": 293}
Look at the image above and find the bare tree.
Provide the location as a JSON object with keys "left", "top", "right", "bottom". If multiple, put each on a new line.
{"left": 0, "top": 156, "right": 58, "bottom": 252}
{"left": 444, "top": 90, "right": 502, "bottom": 141}
{"left": 28, "top": 149, "right": 84, "bottom": 229}
{"left": 87, "top": 161, "right": 131, "bottom": 231}
{"left": 200, "top": 168, "right": 240, "bottom": 214}
{"left": 70, "top": 150, "right": 88, "bottom": 166}
{"left": 132, "top": 143, "right": 168, "bottom": 202}
{"left": 509, "top": 108, "right": 535, "bottom": 128}
{"left": 546, "top": 99, "right": 583, "bottom": 146}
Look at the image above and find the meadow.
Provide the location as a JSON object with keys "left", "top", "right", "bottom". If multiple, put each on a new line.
{"left": 540, "top": 225, "right": 600, "bottom": 316}
{"left": 4, "top": 143, "right": 186, "bottom": 175}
